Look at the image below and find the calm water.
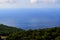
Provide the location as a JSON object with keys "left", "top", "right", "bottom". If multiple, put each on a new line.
{"left": 0, "top": 8, "right": 60, "bottom": 29}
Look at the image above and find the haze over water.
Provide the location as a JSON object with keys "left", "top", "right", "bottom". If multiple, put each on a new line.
{"left": 0, "top": 0, "right": 60, "bottom": 29}
{"left": 0, "top": 8, "right": 60, "bottom": 29}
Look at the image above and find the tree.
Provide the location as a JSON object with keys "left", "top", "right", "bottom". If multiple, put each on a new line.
{"left": 55, "top": 36, "right": 60, "bottom": 40}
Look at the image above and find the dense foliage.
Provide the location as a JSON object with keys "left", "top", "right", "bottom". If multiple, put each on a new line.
{"left": 0, "top": 24, "right": 60, "bottom": 40}
{"left": 0, "top": 24, "right": 24, "bottom": 36}
{"left": 7, "top": 27, "right": 60, "bottom": 40}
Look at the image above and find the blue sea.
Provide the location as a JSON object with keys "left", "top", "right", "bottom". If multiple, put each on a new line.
{"left": 0, "top": 8, "right": 60, "bottom": 30}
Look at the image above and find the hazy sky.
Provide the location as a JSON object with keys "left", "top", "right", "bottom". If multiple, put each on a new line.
{"left": 0, "top": 0, "right": 60, "bottom": 8}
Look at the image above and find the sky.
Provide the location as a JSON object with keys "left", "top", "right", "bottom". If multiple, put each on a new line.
{"left": 0, "top": 0, "right": 60, "bottom": 8}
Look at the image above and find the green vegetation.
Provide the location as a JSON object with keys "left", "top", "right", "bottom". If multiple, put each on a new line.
{"left": 0, "top": 24, "right": 24, "bottom": 36}
{"left": 0, "top": 24, "right": 60, "bottom": 40}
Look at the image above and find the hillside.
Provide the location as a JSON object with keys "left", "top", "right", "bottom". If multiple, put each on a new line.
{"left": 0, "top": 24, "right": 24, "bottom": 36}
{"left": 0, "top": 24, "right": 60, "bottom": 40}
{"left": 7, "top": 27, "right": 60, "bottom": 40}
